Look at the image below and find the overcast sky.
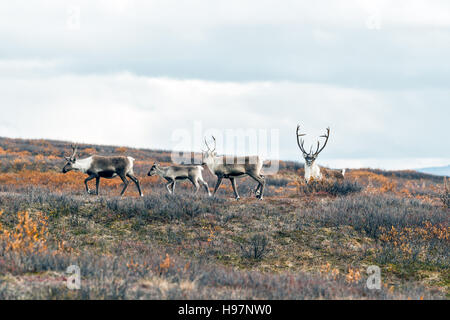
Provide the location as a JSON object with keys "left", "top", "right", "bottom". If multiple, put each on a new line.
{"left": 0, "top": 0, "right": 449, "bottom": 169}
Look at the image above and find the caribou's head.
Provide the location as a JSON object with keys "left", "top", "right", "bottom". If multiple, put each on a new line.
{"left": 62, "top": 144, "right": 78, "bottom": 173}
{"left": 296, "top": 125, "right": 330, "bottom": 166}
{"left": 147, "top": 162, "right": 160, "bottom": 176}
{"left": 202, "top": 136, "right": 217, "bottom": 165}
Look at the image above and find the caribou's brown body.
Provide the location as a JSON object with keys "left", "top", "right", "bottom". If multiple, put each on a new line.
{"left": 321, "top": 167, "right": 346, "bottom": 180}
{"left": 148, "top": 162, "right": 211, "bottom": 195}
{"left": 62, "top": 145, "right": 143, "bottom": 196}
{"left": 203, "top": 137, "right": 265, "bottom": 200}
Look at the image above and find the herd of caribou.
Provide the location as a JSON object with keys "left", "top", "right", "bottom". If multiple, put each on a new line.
{"left": 62, "top": 125, "right": 345, "bottom": 200}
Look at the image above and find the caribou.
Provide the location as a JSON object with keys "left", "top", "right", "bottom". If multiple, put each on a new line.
{"left": 203, "top": 136, "right": 265, "bottom": 200}
{"left": 62, "top": 144, "right": 143, "bottom": 197}
{"left": 296, "top": 125, "right": 345, "bottom": 183}
{"left": 147, "top": 162, "right": 211, "bottom": 196}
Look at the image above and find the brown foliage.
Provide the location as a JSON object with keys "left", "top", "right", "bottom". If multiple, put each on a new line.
{"left": 0, "top": 210, "right": 48, "bottom": 253}
{"left": 441, "top": 177, "right": 449, "bottom": 208}
{"left": 0, "top": 170, "right": 160, "bottom": 193}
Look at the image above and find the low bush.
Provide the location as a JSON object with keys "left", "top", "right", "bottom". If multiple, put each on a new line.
{"left": 440, "top": 178, "right": 449, "bottom": 209}
{"left": 298, "top": 179, "right": 363, "bottom": 197}
{"left": 266, "top": 177, "right": 290, "bottom": 187}
{"left": 296, "top": 194, "right": 448, "bottom": 239}
{"left": 239, "top": 234, "right": 269, "bottom": 260}
{"left": 376, "top": 222, "right": 449, "bottom": 268}
{"left": 0, "top": 238, "right": 438, "bottom": 300}
{"left": 105, "top": 193, "right": 225, "bottom": 221}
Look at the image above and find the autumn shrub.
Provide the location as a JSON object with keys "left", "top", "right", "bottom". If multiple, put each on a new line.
{"left": 0, "top": 189, "right": 82, "bottom": 218}
{"left": 0, "top": 187, "right": 226, "bottom": 226}
{"left": 0, "top": 169, "right": 165, "bottom": 196}
{"left": 296, "top": 194, "right": 448, "bottom": 239}
{"left": 440, "top": 177, "right": 449, "bottom": 209}
{"left": 347, "top": 170, "right": 398, "bottom": 193}
{"left": 365, "top": 168, "right": 443, "bottom": 183}
{"left": 297, "top": 179, "right": 363, "bottom": 197}
{"left": 104, "top": 192, "right": 225, "bottom": 221}
{"left": 277, "top": 160, "right": 303, "bottom": 172}
{"left": 376, "top": 222, "right": 449, "bottom": 268}
{"left": 0, "top": 239, "right": 439, "bottom": 300}
{"left": 0, "top": 210, "right": 48, "bottom": 254}
{"left": 266, "top": 176, "right": 290, "bottom": 187}
{"left": 239, "top": 234, "right": 269, "bottom": 260}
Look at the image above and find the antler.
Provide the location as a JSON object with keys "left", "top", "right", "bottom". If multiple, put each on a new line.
{"left": 204, "top": 136, "right": 217, "bottom": 152}
{"left": 296, "top": 125, "right": 307, "bottom": 154}
{"left": 204, "top": 138, "right": 211, "bottom": 152}
{"left": 211, "top": 136, "right": 216, "bottom": 152}
{"left": 296, "top": 125, "right": 330, "bottom": 156}
{"left": 70, "top": 144, "right": 78, "bottom": 160}
{"left": 313, "top": 127, "right": 330, "bottom": 156}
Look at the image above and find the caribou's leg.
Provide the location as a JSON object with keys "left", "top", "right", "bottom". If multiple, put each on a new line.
{"left": 171, "top": 180, "right": 177, "bottom": 194}
{"left": 257, "top": 175, "right": 266, "bottom": 200}
{"left": 247, "top": 173, "right": 265, "bottom": 200}
{"left": 230, "top": 177, "right": 240, "bottom": 200}
{"left": 84, "top": 174, "right": 97, "bottom": 195}
{"left": 165, "top": 179, "right": 174, "bottom": 194}
{"left": 191, "top": 177, "right": 211, "bottom": 196}
{"left": 254, "top": 181, "right": 261, "bottom": 196}
{"left": 213, "top": 176, "right": 223, "bottom": 196}
{"left": 119, "top": 174, "right": 129, "bottom": 196}
{"left": 127, "top": 173, "right": 144, "bottom": 197}
{"left": 188, "top": 177, "right": 200, "bottom": 194}
{"left": 254, "top": 175, "right": 266, "bottom": 196}
{"left": 95, "top": 177, "right": 100, "bottom": 195}
{"left": 199, "top": 178, "right": 211, "bottom": 196}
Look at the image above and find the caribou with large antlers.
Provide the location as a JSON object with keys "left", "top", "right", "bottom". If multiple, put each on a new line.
{"left": 296, "top": 125, "right": 344, "bottom": 183}
{"left": 203, "top": 136, "right": 265, "bottom": 200}
{"left": 62, "top": 144, "right": 143, "bottom": 196}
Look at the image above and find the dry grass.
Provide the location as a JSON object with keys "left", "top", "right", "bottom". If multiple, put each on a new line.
{"left": 0, "top": 137, "right": 448, "bottom": 300}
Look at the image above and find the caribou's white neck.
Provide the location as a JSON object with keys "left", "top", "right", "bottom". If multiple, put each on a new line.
{"left": 204, "top": 155, "right": 220, "bottom": 172}
{"left": 205, "top": 156, "right": 216, "bottom": 171}
{"left": 305, "top": 161, "right": 322, "bottom": 181}
{"left": 73, "top": 157, "right": 93, "bottom": 174}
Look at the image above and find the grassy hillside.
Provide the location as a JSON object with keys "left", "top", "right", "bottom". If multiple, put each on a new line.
{"left": 0, "top": 137, "right": 448, "bottom": 299}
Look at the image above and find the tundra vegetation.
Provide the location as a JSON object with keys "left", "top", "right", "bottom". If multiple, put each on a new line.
{"left": 0, "top": 137, "right": 448, "bottom": 300}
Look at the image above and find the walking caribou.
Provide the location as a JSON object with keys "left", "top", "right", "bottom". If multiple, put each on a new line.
{"left": 296, "top": 125, "right": 345, "bottom": 183}
{"left": 203, "top": 136, "right": 265, "bottom": 200}
{"left": 62, "top": 144, "right": 143, "bottom": 196}
{"left": 147, "top": 162, "right": 211, "bottom": 196}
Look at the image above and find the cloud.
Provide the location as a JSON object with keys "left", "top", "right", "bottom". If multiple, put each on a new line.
{"left": 0, "top": 71, "right": 448, "bottom": 169}
{"left": 0, "top": 1, "right": 449, "bottom": 88}
{"left": 0, "top": 1, "right": 449, "bottom": 169}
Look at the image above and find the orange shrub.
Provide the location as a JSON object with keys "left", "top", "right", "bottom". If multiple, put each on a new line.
{"left": 0, "top": 210, "right": 48, "bottom": 253}
{"left": 115, "top": 147, "right": 128, "bottom": 154}
{"left": 346, "top": 268, "right": 362, "bottom": 283}
{"left": 159, "top": 254, "right": 171, "bottom": 274}
{"left": 34, "top": 154, "right": 45, "bottom": 162}
{"left": 0, "top": 170, "right": 124, "bottom": 192}
{"left": 379, "top": 223, "right": 449, "bottom": 261}
{"left": 46, "top": 155, "right": 60, "bottom": 161}
{"left": 348, "top": 170, "right": 397, "bottom": 194}
{"left": 83, "top": 148, "right": 97, "bottom": 155}
{"left": 0, "top": 169, "right": 165, "bottom": 194}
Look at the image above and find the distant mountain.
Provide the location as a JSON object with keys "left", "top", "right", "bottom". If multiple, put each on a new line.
{"left": 417, "top": 165, "right": 450, "bottom": 177}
